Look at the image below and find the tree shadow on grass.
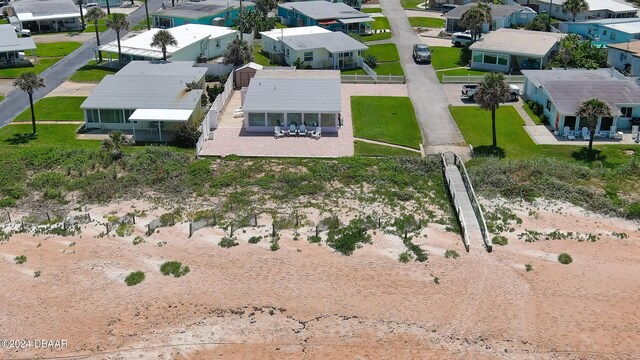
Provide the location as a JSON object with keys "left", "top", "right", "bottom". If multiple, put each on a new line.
{"left": 457, "top": 46, "right": 471, "bottom": 67}
{"left": 3, "top": 132, "right": 38, "bottom": 145}
{"left": 472, "top": 145, "right": 505, "bottom": 158}
{"left": 572, "top": 147, "right": 606, "bottom": 162}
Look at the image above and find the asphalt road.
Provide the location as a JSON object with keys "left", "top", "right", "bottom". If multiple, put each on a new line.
{"left": 0, "top": 0, "right": 163, "bottom": 126}
{"left": 380, "top": 0, "right": 464, "bottom": 147}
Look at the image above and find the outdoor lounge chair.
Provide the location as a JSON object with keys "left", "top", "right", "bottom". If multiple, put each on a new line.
{"left": 632, "top": 125, "right": 639, "bottom": 140}
{"left": 274, "top": 126, "right": 285, "bottom": 139}
{"left": 299, "top": 124, "right": 308, "bottom": 136}
{"left": 594, "top": 129, "right": 602, "bottom": 138}
{"left": 564, "top": 126, "right": 575, "bottom": 140}
{"left": 582, "top": 127, "right": 590, "bottom": 140}
{"left": 311, "top": 127, "right": 322, "bottom": 139}
{"left": 289, "top": 124, "right": 297, "bottom": 136}
{"left": 609, "top": 126, "right": 621, "bottom": 139}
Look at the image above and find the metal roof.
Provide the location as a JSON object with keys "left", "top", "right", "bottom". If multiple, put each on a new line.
{"left": 445, "top": 3, "right": 530, "bottom": 20}
{"left": 470, "top": 28, "right": 562, "bottom": 57}
{"left": 608, "top": 40, "right": 640, "bottom": 56}
{"left": 543, "top": 79, "right": 640, "bottom": 115}
{"left": 243, "top": 70, "right": 341, "bottom": 112}
{"left": 260, "top": 26, "right": 330, "bottom": 41}
{"left": 152, "top": 0, "right": 254, "bottom": 19}
{"left": 98, "top": 24, "right": 237, "bottom": 59}
{"left": 533, "top": 0, "right": 637, "bottom": 12}
{"left": 279, "top": 1, "right": 372, "bottom": 21}
{"left": 116, "top": 60, "right": 207, "bottom": 78}
{"left": 8, "top": 0, "right": 79, "bottom": 16}
{"left": 0, "top": 24, "right": 36, "bottom": 52}
{"left": 129, "top": 109, "right": 194, "bottom": 121}
{"left": 281, "top": 31, "right": 367, "bottom": 52}
{"left": 522, "top": 69, "right": 618, "bottom": 87}
{"left": 602, "top": 21, "right": 640, "bottom": 34}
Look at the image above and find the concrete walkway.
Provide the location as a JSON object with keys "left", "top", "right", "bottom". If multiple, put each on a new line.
{"left": 379, "top": 0, "right": 465, "bottom": 150}
{"left": 354, "top": 137, "right": 422, "bottom": 153}
{"left": 11, "top": 121, "right": 84, "bottom": 124}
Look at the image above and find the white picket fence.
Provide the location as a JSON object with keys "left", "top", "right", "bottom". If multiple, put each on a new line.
{"left": 347, "top": 56, "right": 405, "bottom": 84}
{"left": 196, "top": 71, "right": 235, "bottom": 154}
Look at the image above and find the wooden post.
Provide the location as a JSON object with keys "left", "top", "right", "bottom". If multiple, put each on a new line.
{"left": 404, "top": 230, "right": 408, "bottom": 241}
{"left": 6, "top": 211, "right": 10, "bottom": 223}
{"left": 272, "top": 223, "right": 276, "bottom": 237}
{"left": 46, "top": 212, "right": 50, "bottom": 222}
{"left": 230, "top": 224, "right": 234, "bottom": 237}
{"left": 316, "top": 225, "right": 319, "bottom": 237}
{"left": 377, "top": 217, "right": 381, "bottom": 229}
{"left": 254, "top": 214, "right": 258, "bottom": 227}
{"left": 132, "top": 214, "right": 136, "bottom": 224}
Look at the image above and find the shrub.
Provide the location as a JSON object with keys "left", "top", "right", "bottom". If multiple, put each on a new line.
{"left": 133, "top": 236, "right": 144, "bottom": 245}
{"left": 444, "top": 250, "right": 459, "bottom": 259}
{"left": 0, "top": 197, "right": 16, "bottom": 207}
{"left": 270, "top": 241, "right": 280, "bottom": 251}
{"left": 526, "top": 100, "right": 544, "bottom": 116}
{"left": 14, "top": 255, "right": 27, "bottom": 264}
{"left": 363, "top": 53, "right": 378, "bottom": 68}
{"left": 175, "top": 122, "right": 202, "bottom": 148}
{"left": 115, "top": 223, "right": 133, "bottom": 237}
{"left": 326, "top": 219, "right": 372, "bottom": 256}
{"left": 160, "top": 261, "right": 190, "bottom": 277}
{"left": 398, "top": 251, "right": 413, "bottom": 263}
{"left": 248, "top": 236, "right": 261, "bottom": 244}
{"left": 525, "top": 264, "right": 533, "bottom": 272}
{"left": 433, "top": 277, "right": 440, "bottom": 285}
{"left": 558, "top": 253, "right": 573, "bottom": 265}
{"left": 34, "top": 270, "right": 41, "bottom": 278}
{"left": 219, "top": 236, "right": 239, "bottom": 248}
{"left": 625, "top": 202, "right": 640, "bottom": 219}
{"left": 125, "top": 271, "right": 145, "bottom": 286}
{"left": 307, "top": 235, "right": 321, "bottom": 243}
{"left": 491, "top": 235, "right": 508, "bottom": 246}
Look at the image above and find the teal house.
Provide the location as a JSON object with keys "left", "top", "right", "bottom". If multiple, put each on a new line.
{"left": 278, "top": 1, "right": 373, "bottom": 34}
{"left": 152, "top": 0, "right": 255, "bottom": 29}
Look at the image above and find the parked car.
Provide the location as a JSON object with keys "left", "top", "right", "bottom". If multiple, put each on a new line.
{"left": 412, "top": 44, "right": 432, "bottom": 63}
{"left": 461, "top": 84, "right": 522, "bottom": 101}
{"left": 451, "top": 31, "right": 473, "bottom": 47}
{"left": 84, "top": 2, "right": 99, "bottom": 8}
{"left": 442, "top": 4, "right": 458, "bottom": 14}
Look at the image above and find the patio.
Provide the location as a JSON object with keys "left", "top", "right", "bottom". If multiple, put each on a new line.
{"left": 524, "top": 125, "right": 640, "bottom": 145}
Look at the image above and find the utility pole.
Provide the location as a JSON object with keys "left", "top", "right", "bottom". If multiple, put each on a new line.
{"left": 239, "top": 0, "right": 243, "bottom": 41}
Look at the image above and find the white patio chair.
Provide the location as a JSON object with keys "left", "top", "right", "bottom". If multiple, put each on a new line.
{"left": 274, "top": 126, "right": 285, "bottom": 139}
{"left": 299, "top": 124, "right": 307, "bottom": 136}
{"left": 582, "top": 127, "right": 590, "bottom": 140}
{"left": 311, "top": 127, "right": 322, "bottom": 139}
{"left": 563, "top": 126, "right": 571, "bottom": 138}
{"left": 609, "top": 126, "right": 618, "bottom": 139}
{"left": 632, "top": 125, "right": 639, "bottom": 140}
{"left": 289, "top": 124, "right": 297, "bottom": 137}
{"left": 594, "top": 129, "right": 602, "bottom": 138}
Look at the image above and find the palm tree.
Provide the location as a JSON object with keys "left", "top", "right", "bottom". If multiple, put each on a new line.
{"left": 562, "top": 0, "right": 589, "bottom": 22}
{"left": 254, "top": 0, "right": 277, "bottom": 15}
{"left": 223, "top": 38, "right": 253, "bottom": 66}
{"left": 236, "top": 10, "right": 277, "bottom": 39}
{"left": 150, "top": 30, "right": 178, "bottom": 61}
{"left": 460, "top": 6, "right": 486, "bottom": 41}
{"left": 101, "top": 130, "right": 129, "bottom": 160}
{"left": 78, "top": 0, "right": 86, "bottom": 30}
{"left": 86, "top": 7, "right": 106, "bottom": 62}
{"left": 105, "top": 0, "right": 111, "bottom": 15}
{"left": 106, "top": 13, "right": 130, "bottom": 65}
{"left": 13, "top": 72, "right": 45, "bottom": 135}
{"left": 475, "top": 72, "right": 511, "bottom": 147}
{"left": 576, "top": 98, "right": 612, "bottom": 152}
{"left": 477, "top": 2, "right": 492, "bottom": 31}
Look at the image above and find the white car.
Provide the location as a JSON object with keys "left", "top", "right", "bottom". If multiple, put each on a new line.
{"left": 451, "top": 31, "right": 473, "bottom": 47}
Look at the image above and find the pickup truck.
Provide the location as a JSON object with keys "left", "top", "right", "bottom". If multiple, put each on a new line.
{"left": 461, "top": 84, "right": 522, "bottom": 101}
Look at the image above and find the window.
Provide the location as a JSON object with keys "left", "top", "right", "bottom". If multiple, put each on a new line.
{"left": 600, "top": 116, "right": 614, "bottom": 130}
{"left": 124, "top": 109, "right": 135, "bottom": 122}
{"left": 286, "top": 49, "right": 290, "bottom": 56}
{"left": 621, "top": 52, "right": 628, "bottom": 61}
{"left": 287, "top": 113, "right": 302, "bottom": 126}
{"left": 497, "top": 54, "right": 508, "bottom": 65}
{"left": 100, "top": 109, "right": 123, "bottom": 123}
{"left": 267, "top": 113, "right": 284, "bottom": 126}
{"left": 303, "top": 113, "right": 319, "bottom": 126}
{"left": 216, "top": 39, "right": 220, "bottom": 48}
{"left": 248, "top": 113, "right": 265, "bottom": 126}
{"left": 603, "top": 30, "right": 608, "bottom": 35}
{"left": 473, "top": 52, "right": 483, "bottom": 63}
{"left": 621, "top": 106, "right": 633, "bottom": 117}
{"left": 564, "top": 116, "right": 576, "bottom": 130}
{"left": 546, "top": 100, "right": 552, "bottom": 111}
{"left": 610, "top": 31, "right": 616, "bottom": 40}
{"left": 320, "top": 113, "right": 334, "bottom": 127}
{"left": 86, "top": 109, "right": 97, "bottom": 123}
{"left": 304, "top": 52, "right": 313, "bottom": 61}
{"left": 635, "top": 34, "right": 640, "bottom": 40}
{"left": 483, "top": 54, "right": 497, "bottom": 64}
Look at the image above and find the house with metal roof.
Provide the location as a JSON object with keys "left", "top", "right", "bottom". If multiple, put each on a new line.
{"left": 97, "top": 24, "right": 239, "bottom": 65}
{"left": 242, "top": 68, "right": 341, "bottom": 132}
{"left": 4, "top": 0, "right": 82, "bottom": 33}
{"left": 444, "top": 3, "right": 536, "bottom": 33}
{"left": 522, "top": 69, "right": 640, "bottom": 136}
{"left": 0, "top": 24, "right": 37, "bottom": 67}
{"left": 81, "top": 61, "right": 207, "bottom": 142}
{"left": 151, "top": 0, "right": 255, "bottom": 29}
{"left": 607, "top": 40, "right": 640, "bottom": 76}
{"left": 277, "top": 1, "right": 373, "bottom": 34}
{"left": 560, "top": 18, "right": 640, "bottom": 46}
{"left": 260, "top": 26, "right": 367, "bottom": 69}
{"left": 469, "top": 28, "right": 563, "bottom": 72}
{"left": 515, "top": 0, "right": 637, "bottom": 21}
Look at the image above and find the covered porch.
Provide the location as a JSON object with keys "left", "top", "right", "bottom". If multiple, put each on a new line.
{"left": 128, "top": 109, "right": 193, "bottom": 142}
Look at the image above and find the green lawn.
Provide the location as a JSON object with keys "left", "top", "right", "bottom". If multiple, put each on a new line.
{"left": 354, "top": 141, "right": 421, "bottom": 156}
{"left": 523, "top": 101, "right": 546, "bottom": 125}
{"left": 360, "top": 32, "right": 392, "bottom": 42}
{"left": 131, "top": 17, "right": 151, "bottom": 31}
{"left": 372, "top": 17, "right": 390, "bottom": 30}
{"left": 365, "top": 43, "right": 400, "bottom": 62}
{"left": 401, "top": 0, "right": 424, "bottom": 9}
{"left": 351, "top": 96, "right": 422, "bottom": 149}
{"left": 373, "top": 61, "right": 405, "bottom": 76}
{"left": 84, "top": 14, "right": 114, "bottom": 33}
{"left": 69, "top": 60, "right": 118, "bottom": 82}
{"left": 430, "top": 46, "right": 467, "bottom": 70}
{"left": 0, "top": 124, "right": 99, "bottom": 149}
{"left": 36, "top": 42, "right": 82, "bottom": 57}
{"left": 362, "top": 8, "right": 382, "bottom": 13}
{"left": 0, "top": 96, "right": 4, "bottom": 102}
{"left": 408, "top": 17, "right": 445, "bottom": 28}
{"left": 275, "top": 21, "right": 288, "bottom": 29}
{"left": 252, "top": 45, "right": 277, "bottom": 67}
{"left": 0, "top": 58, "right": 61, "bottom": 78}
{"left": 436, "top": 68, "right": 486, "bottom": 82}
{"left": 14, "top": 97, "right": 86, "bottom": 121}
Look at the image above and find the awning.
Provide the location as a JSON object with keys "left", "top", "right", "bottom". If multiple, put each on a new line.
{"left": 319, "top": 20, "right": 338, "bottom": 25}
{"left": 338, "top": 17, "right": 374, "bottom": 24}
{"left": 129, "top": 109, "right": 193, "bottom": 122}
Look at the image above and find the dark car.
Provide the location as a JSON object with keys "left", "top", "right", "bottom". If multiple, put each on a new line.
{"left": 413, "top": 44, "right": 432, "bottom": 63}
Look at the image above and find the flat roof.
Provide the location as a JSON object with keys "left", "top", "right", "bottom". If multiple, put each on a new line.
{"left": 544, "top": 79, "right": 640, "bottom": 115}
{"left": 281, "top": 31, "right": 368, "bottom": 52}
{"left": 522, "top": 69, "right": 619, "bottom": 87}
{"left": 116, "top": 60, "right": 207, "bottom": 79}
{"left": 152, "top": 0, "right": 254, "bottom": 19}
{"left": 8, "top": 0, "right": 79, "bottom": 17}
{"left": 608, "top": 40, "right": 640, "bottom": 55}
{"left": 243, "top": 69, "right": 341, "bottom": 112}
{"left": 445, "top": 3, "right": 531, "bottom": 19}
{"left": 279, "top": 1, "right": 372, "bottom": 21}
{"left": 469, "top": 28, "right": 562, "bottom": 57}
{"left": 603, "top": 21, "right": 640, "bottom": 34}
{"left": 533, "top": 0, "right": 637, "bottom": 12}
{"left": 129, "top": 109, "right": 194, "bottom": 122}
{"left": 0, "top": 24, "right": 36, "bottom": 52}
{"left": 261, "top": 26, "right": 330, "bottom": 41}
{"left": 98, "top": 24, "right": 237, "bottom": 59}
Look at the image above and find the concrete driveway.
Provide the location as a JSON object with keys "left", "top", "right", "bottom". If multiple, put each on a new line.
{"left": 442, "top": 83, "right": 525, "bottom": 106}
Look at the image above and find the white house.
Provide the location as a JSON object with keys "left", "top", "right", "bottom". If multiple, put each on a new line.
{"left": 5, "top": 0, "right": 81, "bottom": 33}
{"left": 607, "top": 40, "right": 640, "bottom": 76}
{"left": 469, "top": 28, "right": 563, "bottom": 72}
{"left": 445, "top": 3, "right": 537, "bottom": 33}
{"left": 97, "top": 24, "right": 239, "bottom": 64}
{"left": 0, "top": 24, "right": 36, "bottom": 66}
{"left": 81, "top": 61, "right": 207, "bottom": 142}
{"left": 522, "top": 69, "right": 640, "bottom": 135}
{"left": 515, "top": 0, "right": 637, "bottom": 21}
{"left": 260, "top": 26, "right": 368, "bottom": 69}
{"left": 242, "top": 68, "right": 341, "bottom": 133}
